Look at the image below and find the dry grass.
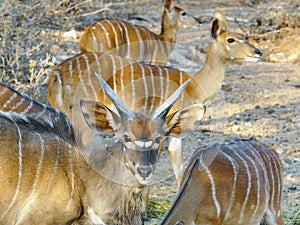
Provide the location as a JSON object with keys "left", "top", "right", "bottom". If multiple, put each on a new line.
{"left": 146, "top": 196, "right": 172, "bottom": 224}
{"left": 0, "top": 0, "right": 109, "bottom": 101}
{"left": 147, "top": 187, "right": 300, "bottom": 225}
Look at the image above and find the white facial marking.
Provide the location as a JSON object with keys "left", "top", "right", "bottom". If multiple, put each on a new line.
{"left": 134, "top": 140, "right": 151, "bottom": 148}
{"left": 239, "top": 39, "right": 246, "bottom": 43}
{"left": 226, "top": 45, "right": 231, "bottom": 51}
{"left": 144, "top": 141, "right": 153, "bottom": 148}
{"left": 134, "top": 140, "right": 144, "bottom": 148}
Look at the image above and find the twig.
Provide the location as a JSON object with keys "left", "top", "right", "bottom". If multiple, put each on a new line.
{"left": 25, "top": 40, "right": 45, "bottom": 55}
{"left": 70, "top": 4, "right": 111, "bottom": 18}
{"left": 198, "top": 14, "right": 249, "bottom": 24}
{"left": 251, "top": 27, "right": 291, "bottom": 39}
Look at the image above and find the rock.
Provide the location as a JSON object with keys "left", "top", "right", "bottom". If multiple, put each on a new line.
{"left": 269, "top": 52, "right": 299, "bottom": 63}
{"left": 269, "top": 52, "right": 288, "bottom": 63}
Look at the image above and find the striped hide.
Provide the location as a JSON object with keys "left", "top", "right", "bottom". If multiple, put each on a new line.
{"left": 161, "top": 138, "right": 284, "bottom": 225}
{"left": 0, "top": 111, "right": 143, "bottom": 224}
{"left": 0, "top": 111, "right": 81, "bottom": 224}
{"left": 48, "top": 51, "right": 197, "bottom": 117}
{"left": 0, "top": 82, "right": 74, "bottom": 142}
{"left": 0, "top": 80, "right": 204, "bottom": 224}
{"left": 79, "top": 0, "right": 201, "bottom": 65}
{"left": 48, "top": 11, "right": 263, "bottom": 187}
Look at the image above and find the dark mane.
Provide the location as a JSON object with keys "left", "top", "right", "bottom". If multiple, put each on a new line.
{"left": 0, "top": 83, "right": 75, "bottom": 143}
{"left": 1, "top": 82, "right": 55, "bottom": 113}
{"left": 0, "top": 111, "right": 76, "bottom": 145}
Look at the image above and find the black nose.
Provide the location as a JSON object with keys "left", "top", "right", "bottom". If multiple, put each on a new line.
{"left": 137, "top": 166, "right": 152, "bottom": 179}
{"left": 255, "top": 48, "right": 263, "bottom": 56}
{"left": 196, "top": 17, "right": 202, "bottom": 25}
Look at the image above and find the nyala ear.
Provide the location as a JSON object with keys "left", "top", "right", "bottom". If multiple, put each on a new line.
{"left": 165, "top": 104, "right": 206, "bottom": 138}
{"left": 80, "top": 98, "right": 121, "bottom": 134}
{"left": 164, "top": 0, "right": 175, "bottom": 12}
{"left": 210, "top": 11, "right": 228, "bottom": 40}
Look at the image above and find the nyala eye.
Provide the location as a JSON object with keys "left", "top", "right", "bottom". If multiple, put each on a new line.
{"left": 123, "top": 135, "right": 131, "bottom": 142}
{"left": 155, "top": 137, "right": 163, "bottom": 144}
{"left": 227, "top": 38, "right": 235, "bottom": 43}
{"left": 181, "top": 11, "right": 187, "bottom": 16}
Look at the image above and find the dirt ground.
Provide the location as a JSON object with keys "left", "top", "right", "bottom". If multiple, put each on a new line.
{"left": 1, "top": 0, "right": 299, "bottom": 224}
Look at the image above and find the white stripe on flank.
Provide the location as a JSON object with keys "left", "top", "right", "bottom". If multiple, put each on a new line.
{"left": 10, "top": 96, "right": 26, "bottom": 112}
{"left": 105, "top": 19, "right": 119, "bottom": 49}
{"left": 147, "top": 65, "right": 156, "bottom": 114}
{"left": 179, "top": 71, "right": 184, "bottom": 107}
{"left": 139, "top": 63, "right": 148, "bottom": 113}
{"left": 199, "top": 157, "right": 221, "bottom": 217}
{"left": 51, "top": 139, "right": 76, "bottom": 212}
{"left": 118, "top": 56, "right": 125, "bottom": 100}
{"left": 92, "top": 53, "right": 102, "bottom": 102}
{"left": 164, "top": 68, "right": 170, "bottom": 100}
{"left": 231, "top": 145, "right": 252, "bottom": 224}
{"left": 92, "top": 53, "right": 101, "bottom": 74}
{"left": 47, "top": 136, "right": 61, "bottom": 191}
{"left": 84, "top": 54, "right": 97, "bottom": 99}
{"left": 69, "top": 59, "right": 73, "bottom": 78}
{"left": 268, "top": 149, "right": 282, "bottom": 211}
{"left": 130, "top": 62, "right": 136, "bottom": 106}
{"left": 141, "top": 27, "right": 151, "bottom": 62}
{"left": 67, "top": 144, "right": 75, "bottom": 196}
{"left": 116, "top": 22, "right": 125, "bottom": 56}
{"left": 152, "top": 35, "right": 159, "bottom": 64}
{"left": 110, "top": 54, "right": 117, "bottom": 93}
{"left": 2, "top": 92, "right": 17, "bottom": 110}
{"left": 248, "top": 144, "right": 270, "bottom": 206}
{"left": 157, "top": 66, "right": 164, "bottom": 104}
{"left": 222, "top": 151, "right": 238, "bottom": 221}
{"left": 22, "top": 98, "right": 34, "bottom": 114}
{"left": 273, "top": 155, "right": 282, "bottom": 213}
{"left": 97, "top": 21, "right": 111, "bottom": 49}
{"left": 77, "top": 56, "right": 89, "bottom": 97}
{"left": 27, "top": 132, "right": 45, "bottom": 199}
{"left": 120, "top": 21, "right": 130, "bottom": 58}
{"left": 134, "top": 26, "right": 144, "bottom": 61}
{"left": 238, "top": 142, "right": 261, "bottom": 224}
{"left": 1, "top": 119, "right": 23, "bottom": 219}
{"left": 91, "top": 26, "right": 98, "bottom": 51}
{"left": 263, "top": 149, "right": 275, "bottom": 211}
{"left": 271, "top": 150, "right": 282, "bottom": 193}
